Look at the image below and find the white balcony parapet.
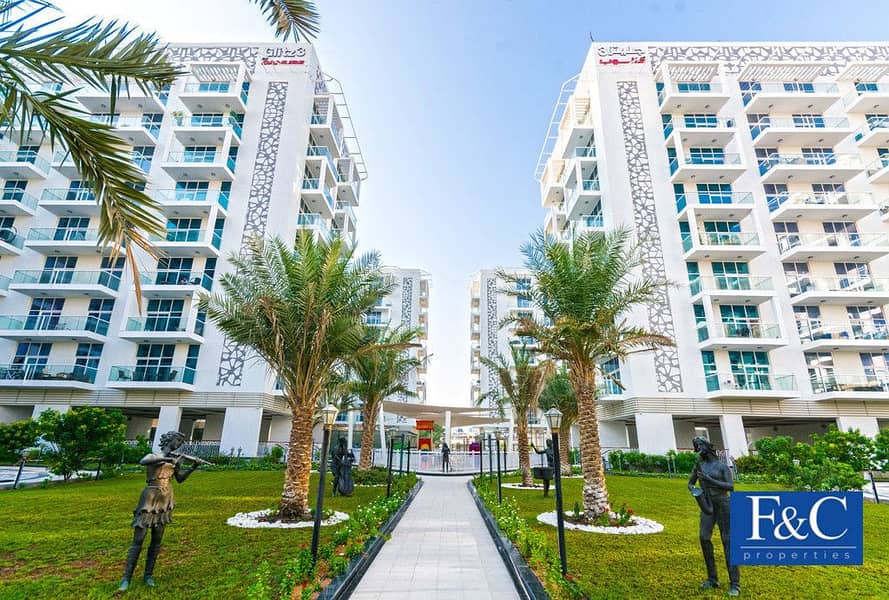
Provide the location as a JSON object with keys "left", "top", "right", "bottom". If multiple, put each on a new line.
{"left": 705, "top": 372, "right": 797, "bottom": 394}
{"left": 798, "top": 320, "right": 889, "bottom": 344}
{"left": 811, "top": 374, "right": 889, "bottom": 395}
{"left": 767, "top": 191, "right": 876, "bottom": 213}
{"left": 787, "top": 276, "right": 889, "bottom": 295}
{"left": 689, "top": 275, "right": 773, "bottom": 297}
{"left": 776, "top": 232, "right": 889, "bottom": 255}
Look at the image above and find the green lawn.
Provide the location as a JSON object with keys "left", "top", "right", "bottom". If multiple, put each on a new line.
{"left": 493, "top": 474, "right": 889, "bottom": 600}
{"left": 0, "top": 470, "right": 404, "bottom": 600}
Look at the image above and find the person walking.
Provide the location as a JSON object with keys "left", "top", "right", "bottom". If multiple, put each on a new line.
{"left": 441, "top": 442, "right": 451, "bottom": 473}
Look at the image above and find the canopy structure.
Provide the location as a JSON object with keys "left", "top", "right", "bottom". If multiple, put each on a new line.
{"left": 381, "top": 400, "right": 504, "bottom": 428}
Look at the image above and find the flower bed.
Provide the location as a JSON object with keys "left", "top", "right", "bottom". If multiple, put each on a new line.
{"left": 537, "top": 510, "right": 663, "bottom": 535}
{"left": 227, "top": 509, "right": 349, "bottom": 529}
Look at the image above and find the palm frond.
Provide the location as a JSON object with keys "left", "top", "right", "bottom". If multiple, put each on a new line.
{"left": 249, "top": 0, "right": 320, "bottom": 41}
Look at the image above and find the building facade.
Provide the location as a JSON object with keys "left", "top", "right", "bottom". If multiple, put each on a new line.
{"left": 537, "top": 42, "right": 889, "bottom": 457}
{"left": 0, "top": 43, "right": 366, "bottom": 456}
{"left": 378, "top": 267, "right": 430, "bottom": 405}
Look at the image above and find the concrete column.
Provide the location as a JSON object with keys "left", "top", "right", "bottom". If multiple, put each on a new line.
{"left": 719, "top": 414, "right": 749, "bottom": 458}
{"left": 346, "top": 410, "right": 355, "bottom": 449}
{"left": 268, "top": 415, "right": 291, "bottom": 443}
{"left": 220, "top": 407, "right": 263, "bottom": 457}
{"left": 0, "top": 405, "right": 33, "bottom": 423}
{"left": 836, "top": 416, "right": 880, "bottom": 438}
{"left": 634, "top": 413, "right": 677, "bottom": 454}
{"left": 32, "top": 404, "right": 69, "bottom": 419}
{"left": 444, "top": 410, "right": 452, "bottom": 445}
{"left": 598, "top": 420, "right": 629, "bottom": 449}
{"left": 203, "top": 414, "right": 224, "bottom": 440}
{"left": 153, "top": 406, "right": 182, "bottom": 452}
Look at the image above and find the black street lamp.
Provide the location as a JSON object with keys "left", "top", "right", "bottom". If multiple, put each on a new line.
{"left": 487, "top": 432, "right": 494, "bottom": 481}
{"left": 545, "top": 407, "right": 568, "bottom": 576}
{"left": 495, "top": 430, "right": 503, "bottom": 504}
{"left": 311, "top": 403, "right": 339, "bottom": 564}
{"left": 386, "top": 431, "right": 396, "bottom": 497}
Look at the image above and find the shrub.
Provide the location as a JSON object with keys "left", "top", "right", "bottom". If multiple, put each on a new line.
{"left": 876, "top": 428, "right": 889, "bottom": 471}
{"left": 352, "top": 466, "right": 390, "bottom": 485}
{"left": 265, "top": 445, "right": 285, "bottom": 464}
{"left": 733, "top": 453, "right": 766, "bottom": 474}
{"left": 667, "top": 450, "right": 698, "bottom": 473}
{"left": 811, "top": 426, "right": 876, "bottom": 472}
{"left": 0, "top": 419, "right": 39, "bottom": 463}
{"left": 36, "top": 408, "right": 126, "bottom": 480}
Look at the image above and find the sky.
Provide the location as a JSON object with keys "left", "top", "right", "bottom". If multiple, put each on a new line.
{"left": 52, "top": 0, "right": 889, "bottom": 407}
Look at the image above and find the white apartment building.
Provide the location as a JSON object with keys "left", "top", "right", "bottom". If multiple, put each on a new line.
{"left": 536, "top": 42, "right": 889, "bottom": 458}
{"left": 0, "top": 43, "right": 366, "bottom": 456}
{"left": 378, "top": 267, "right": 430, "bottom": 405}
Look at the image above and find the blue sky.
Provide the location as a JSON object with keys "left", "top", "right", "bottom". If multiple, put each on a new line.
{"left": 54, "top": 0, "right": 889, "bottom": 406}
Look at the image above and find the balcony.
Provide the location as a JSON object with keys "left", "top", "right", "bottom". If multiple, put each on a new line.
{"left": 675, "top": 191, "right": 753, "bottom": 219}
{"left": 51, "top": 150, "right": 81, "bottom": 178}
{"left": 172, "top": 115, "right": 242, "bottom": 146}
{"left": 787, "top": 276, "right": 889, "bottom": 305}
{"left": 335, "top": 177, "right": 360, "bottom": 207}
{"left": 76, "top": 84, "right": 167, "bottom": 113}
{"left": 658, "top": 82, "right": 730, "bottom": 113}
{"left": 688, "top": 275, "right": 775, "bottom": 303}
{"left": 0, "top": 150, "right": 50, "bottom": 179}
{"left": 0, "top": 189, "right": 38, "bottom": 217}
{"left": 698, "top": 320, "right": 786, "bottom": 351}
{"left": 0, "top": 274, "right": 9, "bottom": 297}
{"left": 810, "top": 373, "right": 889, "bottom": 400}
{"left": 296, "top": 213, "right": 330, "bottom": 241}
{"left": 758, "top": 153, "right": 863, "bottom": 183}
{"left": 306, "top": 145, "right": 338, "bottom": 175}
{"left": 866, "top": 156, "right": 889, "bottom": 184}
{"left": 161, "top": 150, "right": 235, "bottom": 181}
{"left": 741, "top": 82, "right": 841, "bottom": 113}
{"left": 87, "top": 115, "right": 159, "bottom": 146}
{"left": 749, "top": 116, "right": 852, "bottom": 147}
{"left": 39, "top": 188, "right": 98, "bottom": 216}
{"left": 854, "top": 115, "right": 889, "bottom": 147}
{"left": 776, "top": 232, "right": 889, "bottom": 262}
{"left": 665, "top": 117, "right": 736, "bottom": 146}
{"left": 843, "top": 83, "right": 889, "bottom": 113}
{"left": 0, "top": 227, "right": 24, "bottom": 255}
{"left": 574, "top": 214, "right": 605, "bottom": 236}
{"left": 107, "top": 364, "right": 196, "bottom": 391}
{"left": 334, "top": 201, "right": 357, "bottom": 230}
{"left": 669, "top": 153, "right": 745, "bottom": 183}
{"left": 119, "top": 315, "right": 204, "bottom": 344}
{"left": 0, "top": 315, "right": 107, "bottom": 342}
{"left": 767, "top": 191, "right": 878, "bottom": 221}
{"left": 0, "top": 363, "right": 95, "bottom": 389}
{"left": 596, "top": 380, "right": 623, "bottom": 402}
{"left": 539, "top": 159, "right": 567, "bottom": 208}
{"left": 154, "top": 188, "right": 229, "bottom": 217}
{"left": 149, "top": 228, "right": 221, "bottom": 257}
{"left": 705, "top": 372, "right": 798, "bottom": 400}
{"left": 25, "top": 228, "right": 109, "bottom": 255}
{"left": 137, "top": 270, "right": 212, "bottom": 298}
{"left": 798, "top": 320, "right": 889, "bottom": 353}
{"left": 681, "top": 231, "right": 764, "bottom": 260}
{"left": 565, "top": 179, "right": 602, "bottom": 220}
{"left": 300, "top": 177, "right": 336, "bottom": 219}
{"left": 309, "top": 99, "right": 344, "bottom": 158}
{"left": 178, "top": 81, "right": 247, "bottom": 113}
{"left": 10, "top": 269, "right": 121, "bottom": 298}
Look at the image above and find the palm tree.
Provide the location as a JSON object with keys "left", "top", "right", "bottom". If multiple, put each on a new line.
{"left": 199, "top": 233, "right": 393, "bottom": 519}
{"left": 251, "top": 0, "right": 321, "bottom": 40}
{"left": 477, "top": 344, "right": 553, "bottom": 487}
{"left": 506, "top": 228, "right": 673, "bottom": 519}
{"left": 349, "top": 326, "right": 424, "bottom": 471}
{"left": 538, "top": 368, "right": 577, "bottom": 476}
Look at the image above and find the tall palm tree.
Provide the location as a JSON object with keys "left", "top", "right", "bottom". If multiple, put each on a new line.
{"left": 538, "top": 368, "right": 578, "bottom": 476}
{"left": 477, "top": 344, "right": 553, "bottom": 487}
{"left": 251, "top": 0, "right": 320, "bottom": 40}
{"left": 506, "top": 228, "right": 673, "bottom": 519}
{"left": 199, "top": 233, "right": 393, "bottom": 519}
{"left": 349, "top": 326, "right": 423, "bottom": 471}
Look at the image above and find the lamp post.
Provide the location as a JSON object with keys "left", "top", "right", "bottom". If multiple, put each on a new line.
{"left": 386, "top": 431, "right": 395, "bottom": 497}
{"left": 495, "top": 429, "right": 503, "bottom": 504}
{"left": 478, "top": 433, "right": 484, "bottom": 477}
{"left": 487, "top": 432, "right": 494, "bottom": 481}
{"left": 311, "top": 403, "right": 339, "bottom": 565}
{"left": 545, "top": 408, "right": 568, "bottom": 576}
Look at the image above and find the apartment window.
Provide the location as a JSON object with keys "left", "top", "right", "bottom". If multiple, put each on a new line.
{"left": 823, "top": 222, "right": 859, "bottom": 246}
{"left": 701, "top": 351, "right": 718, "bottom": 391}
{"left": 729, "top": 351, "right": 771, "bottom": 390}
{"left": 847, "top": 306, "right": 886, "bottom": 337}
{"left": 801, "top": 147, "right": 835, "bottom": 164}
{"left": 702, "top": 221, "right": 741, "bottom": 233}
{"left": 792, "top": 113, "right": 825, "bottom": 128}
{"left": 783, "top": 262, "right": 811, "bottom": 295}
{"left": 142, "top": 113, "right": 162, "bottom": 136}
{"left": 686, "top": 262, "right": 700, "bottom": 284}
{"left": 834, "top": 262, "right": 871, "bottom": 286}
{"left": 93, "top": 113, "right": 119, "bottom": 126}
{"left": 191, "top": 113, "right": 224, "bottom": 126}
{"left": 794, "top": 306, "right": 822, "bottom": 338}
{"left": 857, "top": 82, "right": 880, "bottom": 93}
{"left": 135, "top": 344, "right": 175, "bottom": 380}
{"left": 41, "top": 256, "right": 77, "bottom": 284}
{"left": 54, "top": 217, "right": 90, "bottom": 240}
{"left": 196, "top": 81, "right": 230, "bottom": 93}
{"left": 17, "top": 145, "right": 40, "bottom": 163}
{"left": 241, "top": 81, "right": 250, "bottom": 104}
{"left": 783, "top": 82, "right": 815, "bottom": 93}
{"left": 183, "top": 146, "right": 216, "bottom": 163}
{"left": 676, "top": 81, "right": 711, "bottom": 93}
{"left": 366, "top": 311, "right": 383, "bottom": 326}
{"left": 227, "top": 147, "right": 238, "bottom": 170}
{"left": 712, "top": 262, "right": 750, "bottom": 290}
{"left": 166, "top": 218, "right": 202, "bottom": 242}
{"left": 739, "top": 81, "right": 762, "bottom": 104}
{"left": 74, "top": 343, "right": 102, "bottom": 382}
{"left": 756, "top": 147, "right": 779, "bottom": 174}
{"left": 517, "top": 295, "right": 532, "bottom": 308}
{"left": 696, "top": 183, "right": 732, "bottom": 204}
{"left": 774, "top": 221, "right": 800, "bottom": 250}
{"left": 805, "top": 352, "right": 835, "bottom": 391}
{"left": 515, "top": 278, "right": 531, "bottom": 292}
{"left": 156, "top": 257, "right": 194, "bottom": 285}
{"left": 203, "top": 258, "right": 217, "bottom": 291}
{"left": 701, "top": 221, "right": 741, "bottom": 244}
{"left": 184, "top": 345, "right": 200, "bottom": 385}
{"left": 0, "top": 216, "right": 17, "bottom": 246}
{"left": 146, "top": 299, "right": 183, "bottom": 332}
{"left": 763, "top": 184, "right": 788, "bottom": 211}
{"left": 3, "top": 180, "right": 27, "bottom": 202}
{"left": 600, "top": 357, "right": 621, "bottom": 395}
{"left": 213, "top": 217, "right": 225, "bottom": 249}
{"left": 684, "top": 113, "right": 718, "bottom": 128}
{"left": 662, "top": 114, "right": 673, "bottom": 138}
{"left": 720, "top": 305, "right": 760, "bottom": 337}
{"left": 132, "top": 146, "right": 153, "bottom": 172}
{"left": 13, "top": 343, "right": 51, "bottom": 374}
{"left": 175, "top": 181, "right": 209, "bottom": 201}
{"left": 747, "top": 113, "right": 769, "bottom": 138}
{"left": 66, "top": 180, "right": 95, "bottom": 201}
{"left": 693, "top": 304, "right": 707, "bottom": 341}
{"left": 87, "top": 298, "right": 113, "bottom": 335}
{"left": 673, "top": 183, "right": 687, "bottom": 212}
{"left": 865, "top": 114, "right": 889, "bottom": 129}
{"left": 688, "top": 147, "right": 724, "bottom": 164}
{"left": 27, "top": 298, "right": 64, "bottom": 330}
{"left": 860, "top": 353, "right": 889, "bottom": 382}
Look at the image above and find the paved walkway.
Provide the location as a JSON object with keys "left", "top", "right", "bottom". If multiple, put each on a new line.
{"left": 351, "top": 475, "right": 519, "bottom": 600}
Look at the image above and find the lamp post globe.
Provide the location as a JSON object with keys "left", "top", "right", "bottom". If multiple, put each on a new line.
{"left": 545, "top": 407, "right": 563, "bottom": 432}
{"left": 322, "top": 403, "right": 339, "bottom": 428}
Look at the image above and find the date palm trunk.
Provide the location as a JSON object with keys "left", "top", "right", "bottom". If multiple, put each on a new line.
{"left": 516, "top": 415, "right": 533, "bottom": 486}
{"left": 279, "top": 403, "right": 314, "bottom": 520}
{"left": 358, "top": 400, "right": 379, "bottom": 471}
{"left": 559, "top": 420, "right": 573, "bottom": 476}
{"left": 571, "top": 366, "right": 610, "bottom": 519}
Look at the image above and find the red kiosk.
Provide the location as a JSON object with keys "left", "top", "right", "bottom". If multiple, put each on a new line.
{"left": 416, "top": 420, "right": 435, "bottom": 451}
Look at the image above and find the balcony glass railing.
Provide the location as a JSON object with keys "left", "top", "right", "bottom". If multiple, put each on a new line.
{"left": 165, "top": 150, "right": 232, "bottom": 167}
{"left": 854, "top": 115, "right": 889, "bottom": 141}
{"left": 670, "top": 153, "right": 742, "bottom": 173}
{"left": 173, "top": 115, "right": 242, "bottom": 138}
{"left": 108, "top": 364, "right": 195, "bottom": 384}
{"left": 705, "top": 372, "right": 796, "bottom": 393}
{"left": 335, "top": 202, "right": 356, "bottom": 224}
{"left": 138, "top": 270, "right": 212, "bottom": 290}
{"left": 27, "top": 228, "right": 99, "bottom": 242}
{"left": 125, "top": 316, "right": 188, "bottom": 333}
{"left": 675, "top": 192, "right": 753, "bottom": 212}
{"left": 716, "top": 321, "right": 781, "bottom": 339}
{"left": 0, "top": 274, "right": 10, "bottom": 292}
{"left": 41, "top": 188, "right": 96, "bottom": 202}
{"left": 150, "top": 229, "right": 221, "bottom": 249}
{"left": 748, "top": 116, "right": 849, "bottom": 139}
{"left": 787, "top": 276, "right": 889, "bottom": 295}
{"left": 0, "top": 228, "right": 24, "bottom": 249}
{"left": 574, "top": 146, "right": 596, "bottom": 158}
{"left": 597, "top": 379, "right": 623, "bottom": 397}
{"left": 810, "top": 373, "right": 889, "bottom": 394}
{"left": 767, "top": 191, "right": 875, "bottom": 212}
{"left": 678, "top": 116, "right": 735, "bottom": 129}
{"left": 182, "top": 81, "right": 237, "bottom": 94}
{"left": 297, "top": 212, "right": 328, "bottom": 229}
{"left": 741, "top": 82, "right": 839, "bottom": 105}
{"left": 581, "top": 179, "right": 600, "bottom": 191}
{"left": 12, "top": 269, "right": 121, "bottom": 290}
{"left": 798, "top": 320, "right": 889, "bottom": 343}
{"left": 866, "top": 156, "right": 889, "bottom": 176}
{"left": 0, "top": 314, "right": 108, "bottom": 334}
{"left": 657, "top": 82, "right": 724, "bottom": 104}
{"left": 775, "top": 232, "right": 889, "bottom": 253}
{"left": 87, "top": 115, "right": 160, "bottom": 137}
{"left": 580, "top": 214, "right": 604, "bottom": 228}
{"left": 758, "top": 153, "right": 862, "bottom": 175}
{"left": 684, "top": 231, "right": 760, "bottom": 251}
{"left": 0, "top": 363, "right": 96, "bottom": 384}
{"left": 843, "top": 83, "right": 889, "bottom": 106}
{"left": 0, "top": 150, "right": 50, "bottom": 173}
{"left": 155, "top": 189, "right": 229, "bottom": 210}
{"left": 689, "top": 275, "right": 773, "bottom": 296}
{"left": 307, "top": 145, "right": 337, "bottom": 171}
{"left": 0, "top": 190, "right": 39, "bottom": 211}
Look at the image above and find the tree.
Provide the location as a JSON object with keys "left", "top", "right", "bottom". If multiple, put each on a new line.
{"left": 199, "top": 233, "right": 393, "bottom": 519}
{"left": 875, "top": 428, "right": 889, "bottom": 471}
{"left": 36, "top": 407, "right": 126, "bottom": 480}
{"left": 0, "top": 418, "right": 39, "bottom": 463}
{"left": 349, "top": 326, "right": 423, "bottom": 471}
{"left": 477, "top": 344, "right": 553, "bottom": 486}
{"left": 508, "top": 228, "right": 672, "bottom": 518}
{"left": 250, "top": 0, "right": 320, "bottom": 40}
{"left": 538, "top": 367, "right": 577, "bottom": 476}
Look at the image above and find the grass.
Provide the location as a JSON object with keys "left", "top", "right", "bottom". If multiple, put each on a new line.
{"left": 490, "top": 473, "right": 889, "bottom": 600}
{"left": 0, "top": 470, "right": 412, "bottom": 599}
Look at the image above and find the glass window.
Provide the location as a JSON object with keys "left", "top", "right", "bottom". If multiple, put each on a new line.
{"left": 146, "top": 299, "right": 184, "bottom": 332}
{"left": 701, "top": 351, "right": 718, "bottom": 391}
{"left": 74, "top": 343, "right": 102, "bottom": 383}
{"left": 135, "top": 344, "right": 175, "bottom": 381}
{"left": 688, "top": 147, "right": 725, "bottom": 164}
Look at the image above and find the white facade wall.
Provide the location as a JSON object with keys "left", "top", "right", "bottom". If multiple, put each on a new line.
{"left": 379, "top": 267, "right": 430, "bottom": 405}
{"left": 537, "top": 42, "right": 889, "bottom": 457}
{"left": 0, "top": 43, "right": 365, "bottom": 456}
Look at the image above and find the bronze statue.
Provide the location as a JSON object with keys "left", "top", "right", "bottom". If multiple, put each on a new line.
{"left": 119, "top": 431, "right": 208, "bottom": 591}
{"left": 330, "top": 437, "right": 355, "bottom": 497}
{"left": 688, "top": 436, "right": 740, "bottom": 597}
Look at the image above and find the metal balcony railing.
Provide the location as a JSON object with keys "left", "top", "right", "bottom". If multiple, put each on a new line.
{"left": 767, "top": 191, "right": 875, "bottom": 212}
{"left": 675, "top": 191, "right": 753, "bottom": 212}
{"left": 810, "top": 373, "right": 889, "bottom": 394}
{"left": 705, "top": 372, "right": 796, "bottom": 393}
{"left": 689, "top": 275, "right": 773, "bottom": 296}
{"left": 0, "top": 363, "right": 96, "bottom": 383}
{"left": 775, "top": 232, "right": 889, "bottom": 253}
{"left": 0, "top": 315, "right": 108, "bottom": 334}
{"left": 787, "top": 276, "right": 889, "bottom": 295}
{"left": 12, "top": 269, "right": 121, "bottom": 290}
{"left": 758, "top": 153, "right": 862, "bottom": 175}
{"left": 109, "top": 365, "right": 195, "bottom": 384}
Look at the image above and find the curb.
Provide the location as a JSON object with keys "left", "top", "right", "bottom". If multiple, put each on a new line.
{"left": 467, "top": 480, "right": 550, "bottom": 600}
{"left": 319, "top": 478, "right": 424, "bottom": 600}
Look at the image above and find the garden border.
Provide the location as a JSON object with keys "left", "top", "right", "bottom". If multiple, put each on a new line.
{"left": 317, "top": 478, "right": 423, "bottom": 600}
{"left": 467, "top": 480, "right": 550, "bottom": 600}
